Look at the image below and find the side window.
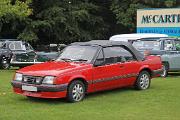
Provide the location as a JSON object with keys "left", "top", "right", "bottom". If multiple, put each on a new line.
{"left": 120, "top": 47, "right": 135, "bottom": 61}
{"left": 23, "top": 43, "right": 32, "bottom": 50}
{"left": 94, "top": 49, "right": 104, "bottom": 65}
{"left": 103, "top": 46, "right": 135, "bottom": 65}
{"left": 0, "top": 42, "right": 3, "bottom": 48}
{"left": 9, "top": 42, "right": 22, "bottom": 50}
{"left": 9, "top": 43, "right": 15, "bottom": 50}
{"left": 14, "top": 42, "right": 22, "bottom": 50}
{"left": 1, "top": 43, "right": 6, "bottom": 49}
{"left": 175, "top": 40, "right": 180, "bottom": 51}
{"left": 164, "top": 40, "right": 174, "bottom": 50}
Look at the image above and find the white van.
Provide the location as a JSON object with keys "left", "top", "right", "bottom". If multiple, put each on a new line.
{"left": 109, "top": 33, "right": 168, "bottom": 42}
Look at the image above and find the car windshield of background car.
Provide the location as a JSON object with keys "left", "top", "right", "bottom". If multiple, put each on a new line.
{"left": 133, "top": 40, "right": 161, "bottom": 50}
{"left": 9, "top": 42, "right": 23, "bottom": 50}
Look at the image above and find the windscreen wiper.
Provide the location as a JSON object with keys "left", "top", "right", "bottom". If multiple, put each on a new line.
{"left": 60, "top": 58, "right": 73, "bottom": 62}
{"left": 71, "top": 59, "right": 88, "bottom": 62}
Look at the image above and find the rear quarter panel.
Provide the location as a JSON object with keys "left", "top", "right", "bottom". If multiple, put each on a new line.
{"left": 140, "top": 55, "right": 162, "bottom": 74}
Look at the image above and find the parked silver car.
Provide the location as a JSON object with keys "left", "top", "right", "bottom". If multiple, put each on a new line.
{"left": 133, "top": 38, "right": 180, "bottom": 77}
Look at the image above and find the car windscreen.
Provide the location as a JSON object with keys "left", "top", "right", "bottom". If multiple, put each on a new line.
{"left": 56, "top": 45, "right": 98, "bottom": 63}
{"left": 133, "top": 40, "right": 161, "bottom": 50}
{"left": 8, "top": 41, "right": 23, "bottom": 50}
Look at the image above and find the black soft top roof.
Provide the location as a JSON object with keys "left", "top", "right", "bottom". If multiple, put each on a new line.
{"left": 71, "top": 40, "right": 145, "bottom": 61}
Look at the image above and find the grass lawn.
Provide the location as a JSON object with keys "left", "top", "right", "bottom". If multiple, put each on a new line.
{"left": 0, "top": 70, "right": 180, "bottom": 120}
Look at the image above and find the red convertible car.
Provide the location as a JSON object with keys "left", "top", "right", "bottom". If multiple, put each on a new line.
{"left": 11, "top": 40, "right": 163, "bottom": 102}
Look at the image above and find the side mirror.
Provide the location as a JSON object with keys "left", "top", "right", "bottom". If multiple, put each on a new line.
{"left": 94, "top": 59, "right": 104, "bottom": 67}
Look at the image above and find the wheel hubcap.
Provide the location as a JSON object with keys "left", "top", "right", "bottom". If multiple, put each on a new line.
{"left": 140, "top": 74, "right": 149, "bottom": 89}
{"left": 1, "top": 59, "right": 9, "bottom": 69}
{"left": 161, "top": 65, "right": 166, "bottom": 77}
{"left": 72, "top": 84, "right": 84, "bottom": 101}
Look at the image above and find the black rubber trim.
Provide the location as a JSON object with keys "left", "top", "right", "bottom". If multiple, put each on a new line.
{"left": 93, "top": 73, "right": 138, "bottom": 84}
{"left": 152, "top": 69, "right": 163, "bottom": 76}
{"left": 11, "top": 80, "right": 68, "bottom": 92}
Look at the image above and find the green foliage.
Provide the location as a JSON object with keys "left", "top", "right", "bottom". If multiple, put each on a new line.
{"left": 18, "top": 27, "right": 38, "bottom": 41}
{"left": 1, "top": 70, "right": 180, "bottom": 120}
{"left": 0, "top": 0, "right": 32, "bottom": 18}
{"left": 25, "top": 0, "right": 108, "bottom": 44}
{"left": 0, "top": 0, "right": 179, "bottom": 43}
{"left": 111, "top": 0, "right": 179, "bottom": 32}
{"left": 111, "top": 0, "right": 146, "bottom": 32}
{"left": 0, "top": 0, "right": 32, "bottom": 38}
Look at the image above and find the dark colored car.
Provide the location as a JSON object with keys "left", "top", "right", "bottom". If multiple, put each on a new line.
{"left": 0, "top": 39, "right": 51, "bottom": 68}
{"left": 11, "top": 40, "right": 162, "bottom": 102}
{"left": 35, "top": 44, "right": 67, "bottom": 61}
{"left": 133, "top": 38, "right": 180, "bottom": 77}
{"left": 0, "top": 40, "right": 13, "bottom": 69}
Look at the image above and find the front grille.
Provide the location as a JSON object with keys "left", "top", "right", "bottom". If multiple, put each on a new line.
{"left": 23, "top": 75, "right": 43, "bottom": 84}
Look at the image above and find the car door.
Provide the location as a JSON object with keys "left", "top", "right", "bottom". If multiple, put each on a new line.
{"left": 168, "top": 40, "right": 180, "bottom": 70}
{"left": 8, "top": 41, "right": 25, "bottom": 62}
{"left": 92, "top": 46, "right": 126, "bottom": 91}
{"left": 162, "top": 40, "right": 180, "bottom": 70}
{"left": 23, "top": 42, "right": 36, "bottom": 62}
{"left": 118, "top": 47, "right": 141, "bottom": 86}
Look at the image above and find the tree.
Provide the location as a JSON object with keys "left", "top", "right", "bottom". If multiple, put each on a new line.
{"left": 0, "top": 0, "right": 179, "bottom": 44}
{"left": 20, "top": 0, "right": 108, "bottom": 44}
{"left": 111, "top": 0, "right": 145, "bottom": 32}
{"left": 0, "top": 0, "right": 32, "bottom": 38}
{"left": 111, "top": 0, "right": 179, "bottom": 33}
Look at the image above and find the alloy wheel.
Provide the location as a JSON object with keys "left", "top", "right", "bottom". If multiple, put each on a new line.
{"left": 160, "top": 64, "right": 167, "bottom": 77}
{"left": 139, "top": 74, "right": 150, "bottom": 90}
{"left": 72, "top": 84, "right": 84, "bottom": 102}
{"left": 1, "top": 59, "right": 10, "bottom": 69}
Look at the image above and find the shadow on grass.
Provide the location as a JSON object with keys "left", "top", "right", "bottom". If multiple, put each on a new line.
{"left": 17, "top": 87, "right": 136, "bottom": 104}
{"left": 86, "top": 87, "right": 134, "bottom": 99}
{"left": 0, "top": 67, "right": 19, "bottom": 72}
{"left": 18, "top": 96, "right": 68, "bottom": 104}
{"left": 168, "top": 72, "right": 180, "bottom": 77}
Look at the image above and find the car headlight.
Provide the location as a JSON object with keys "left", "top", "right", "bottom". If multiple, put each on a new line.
{"left": 14, "top": 73, "right": 23, "bottom": 81}
{"left": 42, "top": 76, "right": 55, "bottom": 84}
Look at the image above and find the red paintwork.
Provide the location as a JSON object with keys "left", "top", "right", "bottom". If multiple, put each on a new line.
{"left": 13, "top": 88, "right": 67, "bottom": 98}
{"left": 12, "top": 55, "right": 162, "bottom": 99}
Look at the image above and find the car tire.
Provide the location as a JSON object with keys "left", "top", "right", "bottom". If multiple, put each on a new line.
{"left": 0, "top": 58, "right": 10, "bottom": 69}
{"left": 67, "top": 80, "right": 86, "bottom": 103}
{"left": 135, "top": 71, "right": 151, "bottom": 90}
{"left": 160, "top": 64, "right": 168, "bottom": 77}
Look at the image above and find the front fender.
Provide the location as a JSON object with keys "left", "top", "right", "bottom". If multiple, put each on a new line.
{"left": 55, "top": 67, "right": 93, "bottom": 85}
{"left": 68, "top": 75, "right": 87, "bottom": 83}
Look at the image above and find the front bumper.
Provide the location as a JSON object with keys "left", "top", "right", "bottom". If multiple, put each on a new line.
{"left": 11, "top": 81, "right": 68, "bottom": 98}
